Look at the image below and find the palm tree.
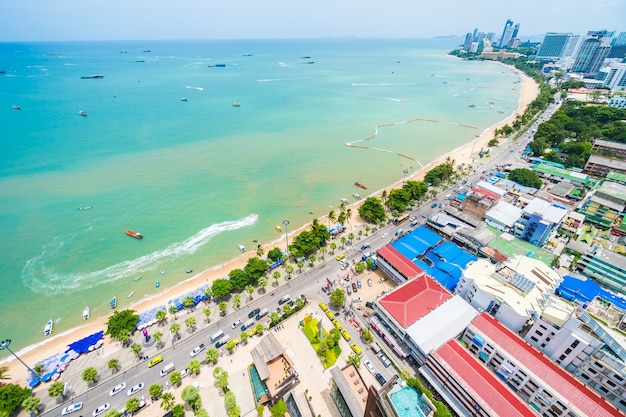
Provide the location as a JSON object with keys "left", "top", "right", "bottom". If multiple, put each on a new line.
{"left": 285, "top": 263, "right": 294, "bottom": 279}
{"left": 33, "top": 363, "right": 45, "bottom": 377}
{"left": 218, "top": 302, "right": 227, "bottom": 316}
{"left": 160, "top": 392, "right": 176, "bottom": 412}
{"left": 272, "top": 271, "right": 281, "bottom": 286}
{"left": 183, "top": 296, "right": 196, "bottom": 311}
{"left": 258, "top": 277, "right": 267, "bottom": 293}
{"left": 170, "top": 322, "right": 181, "bottom": 340}
{"left": 185, "top": 316, "right": 197, "bottom": 333}
{"left": 107, "top": 358, "right": 120, "bottom": 374}
{"left": 245, "top": 285, "right": 254, "bottom": 301}
{"left": 231, "top": 293, "right": 241, "bottom": 310}
{"left": 297, "top": 260, "right": 304, "bottom": 273}
{"left": 82, "top": 367, "right": 98, "bottom": 386}
{"left": 330, "top": 242, "right": 337, "bottom": 254}
{"left": 348, "top": 232, "right": 355, "bottom": 243}
{"left": 319, "top": 246, "right": 327, "bottom": 260}
{"left": 308, "top": 254, "right": 316, "bottom": 266}
{"left": 0, "top": 366, "right": 10, "bottom": 380}
{"left": 203, "top": 307, "right": 211, "bottom": 323}
{"left": 340, "top": 236, "right": 347, "bottom": 249}
{"left": 153, "top": 331, "right": 164, "bottom": 348}
{"left": 21, "top": 396, "right": 40, "bottom": 415}
{"left": 345, "top": 208, "right": 353, "bottom": 229}
{"left": 256, "top": 244, "right": 264, "bottom": 258}
{"left": 381, "top": 189, "right": 388, "bottom": 210}
{"left": 130, "top": 343, "right": 143, "bottom": 358}
{"left": 365, "top": 225, "right": 371, "bottom": 236}
{"left": 358, "top": 230, "right": 363, "bottom": 240}
{"left": 328, "top": 209, "right": 337, "bottom": 229}
{"left": 48, "top": 381, "right": 64, "bottom": 400}
{"left": 155, "top": 309, "right": 167, "bottom": 326}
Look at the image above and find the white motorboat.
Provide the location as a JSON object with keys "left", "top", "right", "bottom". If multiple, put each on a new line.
{"left": 44, "top": 320, "right": 53, "bottom": 336}
{"left": 83, "top": 306, "right": 90, "bottom": 320}
{"left": 238, "top": 244, "right": 246, "bottom": 253}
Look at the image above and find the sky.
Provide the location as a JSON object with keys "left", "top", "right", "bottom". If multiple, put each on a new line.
{"left": 1, "top": 0, "right": 624, "bottom": 42}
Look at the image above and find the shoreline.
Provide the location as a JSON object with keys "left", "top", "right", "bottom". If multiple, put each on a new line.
{"left": 2, "top": 62, "right": 539, "bottom": 386}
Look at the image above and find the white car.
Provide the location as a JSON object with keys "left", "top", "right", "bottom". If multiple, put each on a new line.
{"left": 92, "top": 403, "right": 110, "bottom": 417}
{"left": 231, "top": 320, "right": 242, "bottom": 329}
{"left": 352, "top": 296, "right": 362, "bottom": 303}
{"left": 190, "top": 343, "right": 206, "bottom": 357}
{"left": 109, "top": 382, "right": 126, "bottom": 396}
{"left": 127, "top": 382, "right": 144, "bottom": 396}
{"left": 180, "top": 368, "right": 190, "bottom": 379}
{"left": 381, "top": 232, "right": 389, "bottom": 238}
{"left": 61, "top": 403, "right": 83, "bottom": 416}
{"left": 364, "top": 360, "right": 377, "bottom": 375}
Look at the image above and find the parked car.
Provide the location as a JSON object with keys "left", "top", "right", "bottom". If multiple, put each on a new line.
{"left": 375, "top": 373, "right": 387, "bottom": 385}
{"left": 367, "top": 279, "right": 372, "bottom": 287}
{"left": 180, "top": 368, "right": 190, "bottom": 379}
{"left": 248, "top": 308, "right": 260, "bottom": 319}
{"left": 357, "top": 280, "right": 362, "bottom": 289}
{"left": 92, "top": 403, "right": 110, "bottom": 417}
{"left": 364, "top": 360, "right": 376, "bottom": 375}
{"left": 147, "top": 356, "right": 163, "bottom": 368}
{"left": 346, "top": 285, "right": 352, "bottom": 295}
{"left": 352, "top": 296, "right": 362, "bottom": 303}
{"left": 341, "top": 330, "right": 351, "bottom": 341}
{"left": 127, "top": 383, "right": 144, "bottom": 396}
{"left": 377, "top": 353, "right": 392, "bottom": 368}
{"left": 430, "top": 203, "right": 437, "bottom": 208}
{"left": 351, "top": 282, "right": 358, "bottom": 293}
{"left": 360, "top": 244, "right": 370, "bottom": 250}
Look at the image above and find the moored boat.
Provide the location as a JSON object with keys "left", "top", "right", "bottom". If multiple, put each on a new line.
{"left": 44, "top": 320, "right": 53, "bottom": 336}
{"left": 12, "top": 105, "right": 21, "bottom": 110}
{"left": 79, "top": 110, "right": 87, "bottom": 117}
{"left": 232, "top": 102, "right": 241, "bottom": 107}
{"left": 83, "top": 306, "right": 90, "bottom": 320}
{"left": 275, "top": 225, "right": 282, "bottom": 232}
{"left": 79, "top": 206, "right": 92, "bottom": 210}
{"left": 156, "top": 282, "right": 160, "bottom": 288}
{"left": 180, "top": 97, "right": 188, "bottom": 102}
{"left": 125, "top": 230, "right": 143, "bottom": 239}
{"left": 134, "top": 275, "right": 143, "bottom": 281}
{"left": 127, "top": 292, "right": 134, "bottom": 298}
{"left": 354, "top": 181, "right": 367, "bottom": 189}
{"left": 340, "top": 198, "right": 349, "bottom": 205}
{"left": 109, "top": 297, "right": 117, "bottom": 309}
{"left": 80, "top": 74, "right": 104, "bottom": 79}
{"left": 238, "top": 244, "right": 246, "bottom": 253}
{"left": 352, "top": 193, "right": 362, "bottom": 200}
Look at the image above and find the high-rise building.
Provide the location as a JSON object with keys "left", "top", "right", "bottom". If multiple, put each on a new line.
{"left": 472, "top": 27, "right": 479, "bottom": 42}
{"left": 573, "top": 31, "right": 612, "bottom": 77}
{"left": 499, "top": 19, "right": 514, "bottom": 48}
{"left": 536, "top": 33, "right": 581, "bottom": 61}
{"left": 463, "top": 33, "right": 473, "bottom": 50}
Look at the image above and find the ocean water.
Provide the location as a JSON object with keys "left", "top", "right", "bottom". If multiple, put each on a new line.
{"left": 0, "top": 38, "right": 522, "bottom": 356}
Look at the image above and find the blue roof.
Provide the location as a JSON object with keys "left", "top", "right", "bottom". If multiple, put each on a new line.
{"left": 558, "top": 276, "right": 626, "bottom": 311}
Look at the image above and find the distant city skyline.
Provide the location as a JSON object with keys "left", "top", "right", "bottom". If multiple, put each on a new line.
{"left": 0, "top": 0, "right": 624, "bottom": 42}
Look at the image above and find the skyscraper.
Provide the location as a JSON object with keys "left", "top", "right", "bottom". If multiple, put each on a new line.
{"left": 464, "top": 33, "right": 473, "bottom": 50}
{"left": 573, "top": 31, "right": 612, "bottom": 77}
{"left": 536, "top": 33, "right": 581, "bottom": 62}
{"left": 499, "top": 19, "right": 514, "bottom": 48}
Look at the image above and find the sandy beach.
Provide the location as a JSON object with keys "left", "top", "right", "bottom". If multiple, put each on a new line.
{"left": 3, "top": 63, "right": 539, "bottom": 387}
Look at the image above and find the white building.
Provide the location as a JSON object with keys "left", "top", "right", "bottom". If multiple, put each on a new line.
{"left": 600, "top": 62, "right": 626, "bottom": 91}
{"left": 483, "top": 201, "right": 523, "bottom": 232}
{"left": 455, "top": 254, "right": 562, "bottom": 333}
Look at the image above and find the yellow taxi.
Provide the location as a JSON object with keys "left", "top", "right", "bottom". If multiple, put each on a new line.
{"left": 147, "top": 355, "right": 163, "bottom": 368}
{"left": 336, "top": 254, "right": 346, "bottom": 261}
{"left": 333, "top": 320, "right": 342, "bottom": 330}
{"left": 341, "top": 330, "right": 351, "bottom": 341}
{"left": 325, "top": 310, "right": 335, "bottom": 320}
{"left": 318, "top": 302, "right": 329, "bottom": 312}
{"left": 350, "top": 343, "right": 362, "bottom": 356}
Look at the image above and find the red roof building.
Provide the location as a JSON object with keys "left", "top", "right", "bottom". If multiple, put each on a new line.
{"left": 375, "top": 245, "right": 424, "bottom": 283}
{"left": 459, "top": 313, "right": 622, "bottom": 417}
{"left": 378, "top": 276, "right": 451, "bottom": 328}
{"left": 423, "top": 339, "right": 536, "bottom": 417}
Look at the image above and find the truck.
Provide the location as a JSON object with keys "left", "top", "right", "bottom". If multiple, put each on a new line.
{"left": 241, "top": 319, "right": 255, "bottom": 331}
{"left": 256, "top": 308, "right": 269, "bottom": 321}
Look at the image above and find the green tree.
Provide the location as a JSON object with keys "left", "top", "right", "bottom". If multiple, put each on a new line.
{"left": 254, "top": 323, "right": 265, "bottom": 335}
{"left": 126, "top": 397, "right": 141, "bottom": 414}
{"left": 0, "top": 385, "right": 31, "bottom": 417}
{"left": 33, "top": 364, "right": 44, "bottom": 377}
{"left": 231, "top": 293, "right": 241, "bottom": 310}
{"left": 361, "top": 329, "right": 373, "bottom": 343}
{"left": 347, "top": 353, "right": 361, "bottom": 368}
{"left": 149, "top": 383, "right": 163, "bottom": 399}
{"left": 130, "top": 343, "right": 143, "bottom": 358}
{"left": 256, "top": 244, "right": 265, "bottom": 258}
{"left": 169, "top": 370, "right": 182, "bottom": 386}
{"left": 183, "top": 296, "right": 196, "bottom": 311}
{"left": 185, "top": 316, "right": 197, "bottom": 332}
{"left": 228, "top": 406, "right": 240, "bottom": 417}
{"left": 155, "top": 309, "right": 167, "bottom": 325}
{"left": 105, "top": 309, "right": 140, "bottom": 340}
{"left": 185, "top": 360, "right": 199, "bottom": 376}
{"left": 257, "top": 405, "right": 265, "bottom": 417}
{"left": 268, "top": 247, "right": 283, "bottom": 262}
{"left": 217, "top": 374, "right": 229, "bottom": 390}
{"left": 195, "top": 409, "right": 209, "bottom": 417}
{"left": 153, "top": 331, "right": 164, "bottom": 348}
{"left": 82, "top": 367, "right": 98, "bottom": 385}
{"left": 218, "top": 301, "right": 228, "bottom": 316}
{"left": 285, "top": 263, "right": 294, "bottom": 278}
{"left": 245, "top": 285, "right": 255, "bottom": 301}
{"left": 108, "top": 358, "right": 120, "bottom": 374}
{"left": 172, "top": 404, "right": 185, "bottom": 417}
{"left": 206, "top": 347, "right": 219, "bottom": 364}
{"left": 21, "top": 396, "right": 40, "bottom": 415}
{"left": 225, "top": 339, "right": 237, "bottom": 353}
{"left": 354, "top": 261, "right": 366, "bottom": 274}
{"left": 240, "top": 331, "right": 249, "bottom": 344}
{"left": 244, "top": 257, "right": 270, "bottom": 284}
{"left": 203, "top": 307, "right": 212, "bottom": 323}
{"left": 213, "top": 366, "right": 228, "bottom": 380}
{"left": 358, "top": 197, "right": 386, "bottom": 224}
{"left": 212, "top": 278, "right": 233, "bottom": 299}
{"left": 270, "top": 311, "right": 280, "bottom": 324}
{"left": 272, "top": 271, "right": 281, "bottom": 286}
{"left": 508, "top": 168, "right": 542, "bottom": 189}
{"left": 308, "top": 254, "right": 316, "bottom": 266}
{"left": 271, "top": 399, "right": 288, "bottom": 417}
{"left": 104, "top": 410, "right": 121, "bottom": 417}
{"left": 160, "top": 392, "right": 175, "bottom": 412}
{"left": 330, "top": 242, "right": 337, "bottom": 254}
{"left": 170, "top": 322, "right": 181, "bottom": 339}
{"left": 181, "top": 385, "right": 201, "bottom": 411}
{"left": 330, "top": 288, "right": 346, "bottom": 308}
{"left": 296, "top": 260, "right": 304, "bottom": 273}
{"left": 224, "top": 391, "right": 237, "bottom": 411}
{"left": 228, "top": 269, "right": 248, "bottom": 291}
{"left": 47, "top": 381, "right": 64, "bottom": 400}
{"left": 258, "top": 277, "right": 268, "bottom": 293}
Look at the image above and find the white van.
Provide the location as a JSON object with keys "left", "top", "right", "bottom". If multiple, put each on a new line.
{"left": 371, "top": 342, "right": 382, "bottom": 354}
{"left": 160, "top": 362, "right": 175, "bottom": 377}
{"left": 278, "top": 294, "right": 291, "bottom": 305}
{"left": 210, "top": 330, "right": 225, "bottom": 343}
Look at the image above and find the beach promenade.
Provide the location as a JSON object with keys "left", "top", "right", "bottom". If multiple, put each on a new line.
{"left": 3, "top": 63, "right": 539, "bottom": 412}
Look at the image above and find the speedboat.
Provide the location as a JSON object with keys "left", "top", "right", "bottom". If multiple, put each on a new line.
{"left": 275, "top": 225, "right": 282, "bottom": 232}
{"left": 232, "top": 102, "right": 241, "bottom": 107}
{"left": 125, "top": 230, "right": 143, "bottom": 239}
{"left": 340, "top": 198, "right": 349, "bottom": 205}
{"left": 159, "top": 269, "right": 165, "bottom": 274}
{"left": 79, "top": 110, "right": 87, "bottom": 117}
{"left": 186, "top": 270, "right": 193, "bottom": 274}
{"left": 354, "top": 181, "right": 367, "bottom": 189}
{"left": 238, "top": 244, "right": 246, "bottom": 253}
{"left": 83, "top": 307, "right": 90, "bottom": 320}
{"left": 44, "top": 320, "right": 53, "bottom": 336}
{"left": 127, "top": 292, "right": 134, "bottom": 298}
{"left": 12, "top": 105, "right": 21, "bottom": 110}
{"left": 134, "top": 275, "right": 142, "bottom": 281}
{"left": 79, "top": 206, "right": 92, "bottom": 210}
{"left": 180, "top": 97, "right": 188, "bottom": 102}
{"left": 352, "top": 193, "right": 362, "bottom": 200}
{"left": 109, "top": 297, "right": 117, "bottom": 309}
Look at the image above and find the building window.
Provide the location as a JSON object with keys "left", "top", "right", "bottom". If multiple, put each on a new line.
{"left": 531, "top": 336, "right": 539, "bottom": 342}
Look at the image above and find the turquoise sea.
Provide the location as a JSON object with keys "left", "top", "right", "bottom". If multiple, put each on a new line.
{"left": 0, "top": 38, "right": 522, "bottom": 357}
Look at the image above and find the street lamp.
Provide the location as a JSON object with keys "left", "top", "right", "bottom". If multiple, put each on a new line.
{"left": 0, "top": 339, "right": 39, "bottom": 381}
{"left": 282, "top": 220, "right": 290, "bottom": 254}
{"left": 403, "top": 168, "right": 409, "bottom": 184}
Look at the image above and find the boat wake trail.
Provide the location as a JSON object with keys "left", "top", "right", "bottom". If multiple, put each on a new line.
{"left": 185, "top": 85, "right": 204, "bottom": 91}
{"left": 23, "top": 214, "right": 258, "bottom": 295}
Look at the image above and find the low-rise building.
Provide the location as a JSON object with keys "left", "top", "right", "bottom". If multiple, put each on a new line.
{"left": 329, "top": 364, "right": 368, "bottom": 417}
{"left": 575, "top": 245, "right": 626, "bottom": 293}
{"left": 560, "top": 211, "right": 585, "bottom": 237}
{"left": 585, "top": 154, "right": 626, "bottom": 177}
{"left": 483, "top": 201, "right": 523, "bottom": 232}
{"left": 513, "top": 197, "right": 568, "bottom": 246}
